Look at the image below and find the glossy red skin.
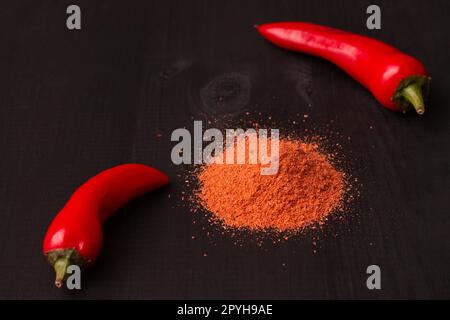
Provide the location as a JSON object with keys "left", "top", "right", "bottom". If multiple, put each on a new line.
{"left": 43, "top": 164, "right": 169, "bottom": 264}
{"left": 258, "top": 22, "right": 427, "bottom": 110}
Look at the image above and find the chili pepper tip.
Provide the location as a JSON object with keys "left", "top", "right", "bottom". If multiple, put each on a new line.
{"left": 401, "top": 82, "right": 426, "bottom": 115}
{"left": 53, "top": 257, "right": 70, "bottom": 288}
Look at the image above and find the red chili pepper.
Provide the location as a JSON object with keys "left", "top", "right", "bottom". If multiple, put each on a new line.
{"left": 43, "top": 164, "right": 169, "bottom": 287}
{"left": 257, "top": 22, "right": 430, "bottom": 114}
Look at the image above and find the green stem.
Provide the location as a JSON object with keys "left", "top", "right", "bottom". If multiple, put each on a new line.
{"left": 401, "top": 82, "right": 425, "bottom": 115}
{"left": 53, "top": 257, "right": 70, "bottom": 288}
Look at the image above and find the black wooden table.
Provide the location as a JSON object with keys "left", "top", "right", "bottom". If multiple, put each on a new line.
{"left": 0, "top": 0, "right": 449, "bottom": 299}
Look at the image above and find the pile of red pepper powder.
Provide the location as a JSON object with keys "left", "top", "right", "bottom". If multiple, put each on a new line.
{"left": 192, "top": 135, "right": 348, "bottom": 233}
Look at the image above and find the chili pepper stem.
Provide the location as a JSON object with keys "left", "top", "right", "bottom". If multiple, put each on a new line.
{"left": 401, "top": 82, "right": 425, "bottom": 115}
{"left": 54, "top": 257, "right": 70, "bottom": 288}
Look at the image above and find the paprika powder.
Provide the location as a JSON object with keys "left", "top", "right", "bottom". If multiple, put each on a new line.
{"left": 194, "top": 136, "right": 347, "bottom": 232}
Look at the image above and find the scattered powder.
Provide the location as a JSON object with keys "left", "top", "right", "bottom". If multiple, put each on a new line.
{"left": 193, "top": 136, "right": 346, "bottom": 233}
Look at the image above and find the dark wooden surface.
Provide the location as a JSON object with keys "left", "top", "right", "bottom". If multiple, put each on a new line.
{"left": 0, "top": 0, "right": 449, "bottom": 299}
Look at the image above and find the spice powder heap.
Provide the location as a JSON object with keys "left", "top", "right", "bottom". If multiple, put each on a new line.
{"left": 195, "top": 137, "right": 346, "bottom": 232}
